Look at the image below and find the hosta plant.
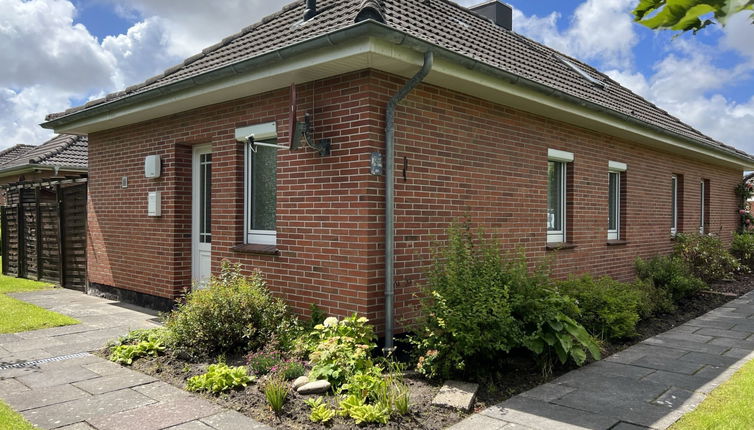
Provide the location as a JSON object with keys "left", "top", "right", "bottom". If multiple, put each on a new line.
{"left": 186, "top": 363, "right": 254, "bottom": 394}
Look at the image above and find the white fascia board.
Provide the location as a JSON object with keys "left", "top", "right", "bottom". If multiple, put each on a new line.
{"left": 548, "top": 149, "right": 574, "bottom": 163}
{"left": 608, "top": 161, "right": 628, "bottom": 172}
{"left": 235, "top": 122, "right": 277, "bottom": 141}
{"left": 53, "top": 38, "right": 377, "bottom": 134}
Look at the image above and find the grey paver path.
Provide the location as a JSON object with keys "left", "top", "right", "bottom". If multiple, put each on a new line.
{"left": 450, "top": 291, "right": 754, "bottom": 429}
{"left": 0, "top": 288, "right": 270, "bottom": 429}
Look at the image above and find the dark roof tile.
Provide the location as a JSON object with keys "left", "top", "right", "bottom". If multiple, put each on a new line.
{"left": 0, "top": 135, "right": 87, "bottom": 172}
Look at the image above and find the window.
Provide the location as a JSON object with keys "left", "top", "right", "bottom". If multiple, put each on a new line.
{"left": 239, "top": 122, "right": 278, "bottom": 245}
{"left": 608, "top": 161, "right": 627, "bottom": 240}
{"left": 547, "top": 149, "right": 574, "bottom": 244}
{"left": 671, "top": 175, "right": 678, "bottom": 235}
{"left": 699, "top": 179, "right": 710, "bottom": 234}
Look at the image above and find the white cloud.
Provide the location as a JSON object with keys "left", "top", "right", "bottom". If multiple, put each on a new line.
{"left": 107, "top": 0, "right": 288, "bottom": 58}
{"left": 0, "top": 86, "right": 70, "bottom": 146}
{"left": 721, "top": 13, "right": 754, "bottom": 63}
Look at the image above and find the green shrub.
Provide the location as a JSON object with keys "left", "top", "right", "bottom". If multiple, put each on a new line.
{"left": 556, "top": 275, "right": 642, "bottom": 340}
{"left": 165, "top": 261, "right": 294, "bottom": 358}
{"left": 263, "top": 375, "right": 289, "bottom": 414}
{"left": 305, "top": 303, "right": 328, "bottom": 331}
{"left": 110, "top": 328, "right": 171, "bottom": 348}
{"left": 732, "top": 232, "right": 754, "bottom": 269}
{"left": 635, "top": 255, "right": 707, "bottom": 303}
{"left": 186, "top": 363, "right": 254, "bottom": 394}
{"left": 673, "top": 233, "right": 742, "bottom": 282}
{"left": 307, "top": 315, "right": 377, "bottom": 388}
{"left": 411, "top": 223, "right": 599, "bottom": 379}
{"left": 632, "top": 278, "right": 676, "bottom": 318}
{"left": 280, "top": 361, "right": 306, "bottom": 380}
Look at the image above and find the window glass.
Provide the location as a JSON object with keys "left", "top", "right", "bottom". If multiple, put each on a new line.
{"left": 608, "top": 172, "right": 619, "bottom": 235}
{"left": 249, "top": 143, "right": 277, "bottom": 232}
{"left": 699, "top": 180, "right": 705, "bottom": 233}
{"left": 199, "top": 153, "right": 212, "bottom": 244}
{"left": 548, "top": 161, "right": 563, "bottom": 233}
{"left": 671, "top": 176, "right": 678, "bottom": 234}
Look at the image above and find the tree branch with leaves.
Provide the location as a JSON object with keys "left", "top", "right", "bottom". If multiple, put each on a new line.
{"left": 633, "top": 0, "right": 754, "bottom": 34}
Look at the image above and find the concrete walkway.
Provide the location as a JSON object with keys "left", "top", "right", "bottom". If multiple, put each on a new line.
{"left": 0, "top": 288, "right": 270, "bottom": 430}
{"left": 451, "top": 290, "right": 754, "bottom": 430}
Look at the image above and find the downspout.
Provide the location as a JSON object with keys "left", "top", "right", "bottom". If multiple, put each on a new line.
{"left": 384, "top": 50, "right": 433, "bottom": 352}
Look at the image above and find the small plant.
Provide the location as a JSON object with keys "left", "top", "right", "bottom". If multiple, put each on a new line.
{"left": 342, "top": 367, "right": 385, "bottom": 400}
{"left": 392, "top": 382, "right": 410, "bottom": 415}
{"left": 109, "top": 338, "right": 165, "bottom": 365}
{"left": 186, "top": 363, "right": 254, "bottom": 394}
{"left": 524, "top": 313, "right": 601, "bottom": 369}
{"left": 305, "top": 397, "right": 336, "bottom": 423}
{"left": 279, "top": 361, "right": 306, "bottom": 380}
{"left": 348, "top": 402, "right": 391, "bottom": 425}
{"left": 263, "top": 375, "right": 289, "bottom": 414}
{"left": 305, "top": 303, "right": 328, "bottom": 331}
{"left": 247, "top": 351, "right": 284, "bottom": 375}
{"left": 732, "top": 232, "right": 754, "bottom": 269}
{"left": 673, "top": 233, "right": 742, "bottom": 283}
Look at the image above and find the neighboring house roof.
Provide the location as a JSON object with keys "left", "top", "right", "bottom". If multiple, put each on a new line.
{"left": 0, "top": 145, "right": 35, "bottom": 166}
{"left": 43, "top": 0, "right": 753, "bottom": 164}
{"left": 0, "top": 134, "right": 88, "bottom": 174}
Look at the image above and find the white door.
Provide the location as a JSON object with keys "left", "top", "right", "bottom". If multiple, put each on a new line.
{"left": 192, "top": 145, "right": 212, "bottom": 287}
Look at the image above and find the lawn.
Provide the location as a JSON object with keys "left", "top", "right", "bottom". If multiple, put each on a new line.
{"left": 0, "top": 274, "right": 78, "bottom": 334}
{"left": 0, "top": 400, "right": 36, "bottom": 429}
{"left": 671, "top": 358, "right": 754, "bottom": 430}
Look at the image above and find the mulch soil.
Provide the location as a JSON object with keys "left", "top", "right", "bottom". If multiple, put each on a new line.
{"left": 102, "top": 275, "right": 754, "bottom": 429}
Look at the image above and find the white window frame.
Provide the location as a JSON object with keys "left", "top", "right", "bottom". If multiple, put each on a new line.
{"left": 607, "top": 161, "right": 627, "bottom": 241}
{"left": 699, "top": 180, "right": 706, "bottom": 234}
{"left": 239, "top": 122, "right": 278, "bottom": 245}
{"left": 671, "top": 175, "right": 678, "bottom": 235}
{"left": 547, "top": 149, "right": 573, "bottom": 244}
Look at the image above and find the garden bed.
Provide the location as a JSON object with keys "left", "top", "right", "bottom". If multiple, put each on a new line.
{"left": 97, "top": 274, "right": 754, "bottom": 428}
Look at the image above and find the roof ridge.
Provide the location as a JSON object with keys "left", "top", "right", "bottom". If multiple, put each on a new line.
{"left": 356, "top": 0, "right": 386, "bottom": 23}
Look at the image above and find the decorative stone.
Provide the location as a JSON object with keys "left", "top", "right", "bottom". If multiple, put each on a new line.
{"left": 296, "top": 380, "right": 331, "bottom": 395}
{"left": 432, "top": 380, "right": 479, "bottom": 412}
{"left": 292, "top": 376, "right": 309, "bottom": 390}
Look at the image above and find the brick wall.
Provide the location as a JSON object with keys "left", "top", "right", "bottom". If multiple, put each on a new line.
{"left": 86, "top": 69, "right": 742, "bottom": 333}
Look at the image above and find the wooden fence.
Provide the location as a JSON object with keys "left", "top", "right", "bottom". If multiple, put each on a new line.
{"left": 1, "top": 179, "right": 87, "bottom": 290}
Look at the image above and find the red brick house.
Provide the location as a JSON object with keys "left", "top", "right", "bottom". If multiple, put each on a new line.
{"left": 42, "top": 0, "right": 754, "bottom": 343}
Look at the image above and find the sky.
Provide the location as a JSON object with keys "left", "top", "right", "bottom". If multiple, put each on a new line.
{"left": 1, "top": 0, "right": 753, "bottom": 154}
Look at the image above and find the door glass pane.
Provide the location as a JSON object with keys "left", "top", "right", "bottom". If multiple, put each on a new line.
{"left": 251, "top": 144, "right": 277, "bottom": 231}
{"left": 548, "top": 161, "right": 563, "bottom": 232}
{"left": 200, "top": 153, "right": 211, "bottom": 244}
{"left": 608, "top": 172, "right": 618, "bottom": 231}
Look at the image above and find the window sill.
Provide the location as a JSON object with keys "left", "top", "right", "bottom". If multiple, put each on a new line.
{"left": 232, "top": 244, "right": 280, "bottom": 256}
{"left": 606, "top": 240, "right": 628, "bottom": 246}
{"left": 546, "top": 242, "right": 577, "bottom": 251}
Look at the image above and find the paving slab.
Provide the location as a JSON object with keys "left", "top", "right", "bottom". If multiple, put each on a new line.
{"left": 431, "top": 380, "right": 479, "bottom": 412}
{"left": 24, "top": 388, "right": 156, "bottom": 429}
{"left": 17, "top": 365, "right": 100, "bottom": 389}
{"left": 1, "top": 384, "right": 90, "bottom": 411}
{"left": 0, "top": 378, "right": 30, "bottom": 395}
{"left": 199, "top": 410, "right": 275, "bottom": 429}
{"left": 56, "top": 423, "right": 97, "bottom": 430}
{"left": 73, "top": 372, "right": 156, "bottom": 395}
{"left": 132, "top": 382, "right": 193, "bottom": 403}
{"left": 693, "top": 328, "right": 750, "bottom": 339}
{"left": 166, "top": 421, "right": 214, "bottom": 430}
{"left": 678, "top": 351, "right": 740, "bottom": 367}
{"left": 641, "top": 337, "right": 729, "bottom": 355}
{"left": 86, "top": 396, "right": 222, "bottom": 430}
{"left": 481, "top": 396, "right": 620, "bottom": 430}
{"left": 447, "top": 413, "right": 510, "bottom": 430}
{"left": 519, "top": 383, "right": 575, "bottom": 403}
{"left": 629, "top": 355, "right": 705, "bottom": 375}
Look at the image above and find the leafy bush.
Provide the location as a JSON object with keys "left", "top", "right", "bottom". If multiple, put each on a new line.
{"left": 165, "top": 261, "right": 294, "bottom": 358}
{"left": 111, "top": 328, "right": 171, "bottom": 347}
{"left": 673, "top": 233, "right": 742, "bottom": 283}
{"left": 732, "top": 232, "right": 754, "bottom": 269}
{"left": 306, "top": 397, "right": 336, "bottom": 423}
{"left": 338, "top": 394, "right": 390, "bottom": 425}
{"left": 279, "top": 361, "right": 306, "bottom": 380}
{"left": 556, "top": 275, "right": 642, "bottom": 340}
{"left": 635, "top": 255, "right": 707, "bottom": 303}
{"left": 631, "top": 278, "right": 676, "bottom": 318}
{"left": 306, "top": 315, "right": 377, "bottom": 388}
{"left": 186, "top": 363, "right": 254, "bottom": 394}
{"left": 305, "top": 303, "right": 328, "bottom": 331}
{"left": 109, "top": 338, "right": 165, "bottom": 365}
{"left": 411, "top": 223, "right": 599, "bottom": 379}
{"left": 263, "top": 375, "right": 289, "bottom": 414}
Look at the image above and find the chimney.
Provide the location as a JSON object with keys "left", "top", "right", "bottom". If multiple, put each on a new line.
{"left": 470, "top": 1, "right": 512, "bottom": 31}
{"left": 304, "top": 0, "right": 317, "bottom": 20}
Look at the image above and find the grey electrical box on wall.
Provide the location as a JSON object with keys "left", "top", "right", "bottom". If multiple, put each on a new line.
{"left": 147, "top": 191, "right": 161, "bottom": 216}
{"left": 145, "top": 155, "right": 161, "bottom": 178}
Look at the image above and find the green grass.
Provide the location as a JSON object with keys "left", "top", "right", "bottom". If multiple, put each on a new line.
{"left": 0, "top": 274, "right": 78, "bottom": 334}
{"left": 671, "top": 358, "right": 754, "bottom": 430}
{"left": 0, "top": 400, "right": 36, "bottom": 429}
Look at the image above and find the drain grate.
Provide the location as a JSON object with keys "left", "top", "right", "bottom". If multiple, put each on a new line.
{"left": 0, "top": 352, "right": 91, "bottom": 371}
